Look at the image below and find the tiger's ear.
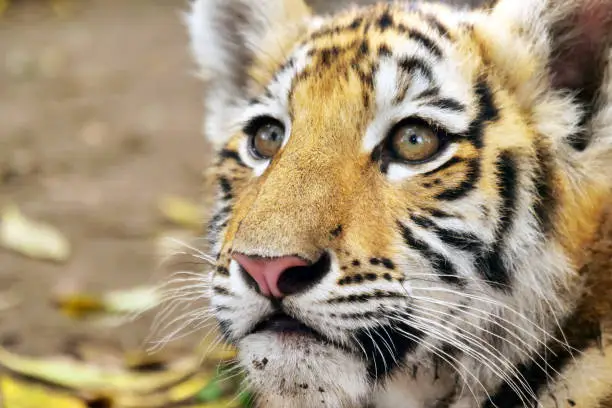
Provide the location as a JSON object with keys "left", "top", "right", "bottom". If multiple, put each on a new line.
{"left": 185, "top": 0, "right": 312, "bottom": 146}
{"left": 492, "top": 0, "right": 612, "bottom": 149}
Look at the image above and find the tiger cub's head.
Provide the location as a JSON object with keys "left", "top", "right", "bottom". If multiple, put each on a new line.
{"left": 186, "top": 0, "right": 612, "bottom": 406}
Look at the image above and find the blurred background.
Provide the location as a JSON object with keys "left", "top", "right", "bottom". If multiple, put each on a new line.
{"left": 0, "top": 1, "right": 485, "bottom": 406}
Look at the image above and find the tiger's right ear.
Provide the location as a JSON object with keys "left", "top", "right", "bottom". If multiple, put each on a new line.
{"left": 185, "top": 0, "right": 312, "bottom": 146}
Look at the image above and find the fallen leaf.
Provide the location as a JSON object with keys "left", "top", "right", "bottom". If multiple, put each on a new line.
{"left": 0, "top": 375, "right": 85, "bottom": 408}
{"left": 115, "top": 372, "right": 213, "bottom": 408}
{"left": 54, "top": 286, "right": 161, "bottom": 321}
{"left": 158, "top": 195, "right": 202, "bottom": 230}
{"left": 0, "top": 340, "right": 250, "bottom": 407}
{"left": 0, "top": 0, "right": 8, "bottom": 16}
{"left": 54, "top": 293, "right": 106, "bottom": 320}
{"left": 0, "top": 205, "right": 70, "bottom": 262}
{"left": 63, "top": 337, "right": 125, "bottom": 370}
{"left": 0, "top": 346, "right": 201, "bottom": 394}
{"left": 103, "top": 286, "right": 161, "bottom": 315}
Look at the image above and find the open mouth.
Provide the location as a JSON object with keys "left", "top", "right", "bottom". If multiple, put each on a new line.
{"left": 250, "top": 312, "right": 332, "bottom": 345}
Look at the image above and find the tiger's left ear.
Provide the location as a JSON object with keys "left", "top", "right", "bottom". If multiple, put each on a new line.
{"left": 492, "top": 0, "right": 612, "bottom": 148}
{"left": 185, "top": 0, "right": 312, "bottom": 146}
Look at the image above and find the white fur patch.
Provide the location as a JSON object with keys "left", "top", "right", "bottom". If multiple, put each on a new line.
{"left": 386, "top": 144, "right": 459, "bottom": 182}
{"left": 238, "top": 333, "right": 369, "bottom": 408}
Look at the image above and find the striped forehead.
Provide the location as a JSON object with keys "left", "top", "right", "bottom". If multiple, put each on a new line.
{"left": 244, "top": 5, "right": 475, "bottom": 145}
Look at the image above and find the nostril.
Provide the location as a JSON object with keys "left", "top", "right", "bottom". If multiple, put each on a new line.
{"left": 277, "top": 252, "right": 331, "bottom": 296}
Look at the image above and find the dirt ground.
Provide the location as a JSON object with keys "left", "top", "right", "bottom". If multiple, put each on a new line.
{"left": 0, "top": 0, "right": 491, "bottom": 358}
{"left": 0, "top": 0, "right": 213, "bottom": 356}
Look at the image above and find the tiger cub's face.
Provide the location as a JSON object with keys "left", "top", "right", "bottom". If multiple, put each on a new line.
{"left": 186, "top": 0, "right": 612, "bottom": 406}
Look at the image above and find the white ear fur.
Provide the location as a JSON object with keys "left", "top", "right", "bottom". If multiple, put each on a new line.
{"left": 490, "top": 0, "right": 612, "bottom": 183}
{"left": 185, "top": 0, "right": 311, "bottom": 146}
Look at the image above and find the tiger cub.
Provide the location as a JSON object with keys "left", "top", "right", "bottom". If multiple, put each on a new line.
{"left": 184, "top": 0, "right": 612, "bottom": 406}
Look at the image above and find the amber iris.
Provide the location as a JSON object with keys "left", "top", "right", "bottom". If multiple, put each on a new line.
{"left": 391, "top": 123, "right": 440, "bottom": 162}
{"left": 250, "top": 122, "right": 285, "bottom": 159}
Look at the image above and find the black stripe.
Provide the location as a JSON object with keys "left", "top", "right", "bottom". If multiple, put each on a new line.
{"left": 352, "top": 63, "right": 375, "bottom": 89}
{"left": 474, "top": 251, "right": 510, "bottom": 290}
{"left": 215, "top": 266, "right": 230, "bottom": 276}
{"left": 428, "top": 97, "right": 466, "bottom": 113}
{"left": 311, "top": 45, "right": 345, "bottom": 66}
{"left": 397, "top": 57, "right": 433, "bottom": 82}
{"left": 218, "top": 149, "right": 247, "bottom": 167}
{"left": 435, "top": 158, "right": 480, "bottom": 201}
{"left": 327, "top": 290, "right": 406, "bottom": 304}
{"left": 377, "top": 10, "right": 394, "bottom": 30}
{"left": 218, "top": 176, "right": 232, "bottom": 195}
{"left": 308, "top": 18, "right": 363, "bottom": 40}
{"left": 467, "top": 78, "right": 500, "bottom": 149}
{"left": 410, "top": 215, "right": 485, "bottom": 253}
{"left": 207, "top": 205, "right": 233, "bottom": 247}
{"left": 353, "top": 311, "right": 425, "bottom": 380}
{"left": 217, "top": 319, "right": 233, "bottom": 342}
{"left": 532, "top": 140, "right": 557, "bottom": 235}
{"left": 410, "top": 214, "right": 436, "bottom": 229}
{"left": 398, "top": 222, "right": 463, "bottom": 286}
{"left": 432, "top": 78, "right": 497, "bottom": 208}
{"left": 427, "top": 208, "right": 454, "bottom": 218}
{"left": 359, "top": 40, "right": 369, "bottom": 56}
{"left": 423, "top": 14, "right": 451, "bottom": 39}
{"left": 474, "top": 151, "right": 519, "bottom": 289}
{"left": 414, "top": 87, "right": 441, "bottom": 100}
{"left": 277, "top": 57, "right": 295, "bottom": 73}
{"left": 495, "top": 151, "right": 519, "bottom": 236}
{"left": 396, "top": 24, "right": 443, "bottom": 58}
{"left": 209, "top": 205, "right": 232, "bottom": 226}
{"left": 213, "top": 286, "right": 231, "bottom": 296}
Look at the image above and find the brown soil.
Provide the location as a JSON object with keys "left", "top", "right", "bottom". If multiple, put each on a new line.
{"left": 0, "top": 0, "right": 209, "bottom": 356}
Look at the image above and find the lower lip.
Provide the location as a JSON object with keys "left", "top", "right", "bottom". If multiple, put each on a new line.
{"left": 252, "top": 315, "right": 329, "bottom": 342}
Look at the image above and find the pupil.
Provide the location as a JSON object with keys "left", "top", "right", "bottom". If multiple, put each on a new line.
{"left": 262, "top": 125, "right": 281, "bottom": 144}
{"left": 409, "top": 133, "right": 420, "bottom": 145}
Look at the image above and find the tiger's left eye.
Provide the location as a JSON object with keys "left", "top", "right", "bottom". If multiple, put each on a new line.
{"left": 390, "top": 122, "right": 441, "bottom": 163}
{"left": 245, "top": 117, "right": 285, "bottom": 159}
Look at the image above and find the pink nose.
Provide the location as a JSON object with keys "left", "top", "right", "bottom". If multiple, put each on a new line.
{"left": 232, "top": 254, "right": 310, "bottom": 298}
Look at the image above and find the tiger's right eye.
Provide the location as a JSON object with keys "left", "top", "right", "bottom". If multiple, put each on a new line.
{"left": 245, "top": 117, "right": 285, "bottom": 160}
{"left": 390, "top": 122, "right": 441, "bottom": 163}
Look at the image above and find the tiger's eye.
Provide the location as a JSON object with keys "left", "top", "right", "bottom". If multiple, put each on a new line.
{"left": 251, "top": 122, "right": 285, "bottom": 159}
{"left": 391, "top": 123, "right": 440, "bottom": 162}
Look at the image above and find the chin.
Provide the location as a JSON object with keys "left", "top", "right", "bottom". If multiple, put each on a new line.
{"left": 237, "top": 331, "right": 370, "bottom": 408}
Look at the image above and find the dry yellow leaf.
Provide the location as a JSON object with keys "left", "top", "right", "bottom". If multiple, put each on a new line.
{"left": 158, "top": 195, "right": 202, "bottom": 230}
{"left": 0, "top": 205, "right": 70, "bottom": 262}
{"left": 115, "top": 372, "right": 213, "bottom": 408}
{"left": 0, "top": 0, "right": 8, "bottom": 16}
{"left": 55, "top": 286, "right": 161, "bottom": 320}
{"left": 103, "top": 286, "right": 161, "bottom": 315}
{"left": 54, "top": 294, "right": 106, "bottom": 319}
{"left": 0, "top": 346, "right": 201, "bottom": 395}
{"left": 183, "top": 398, "right": 245, "bottom": 408}
{"left": 0, "top": 375, "right": 85, "bottom": 408}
